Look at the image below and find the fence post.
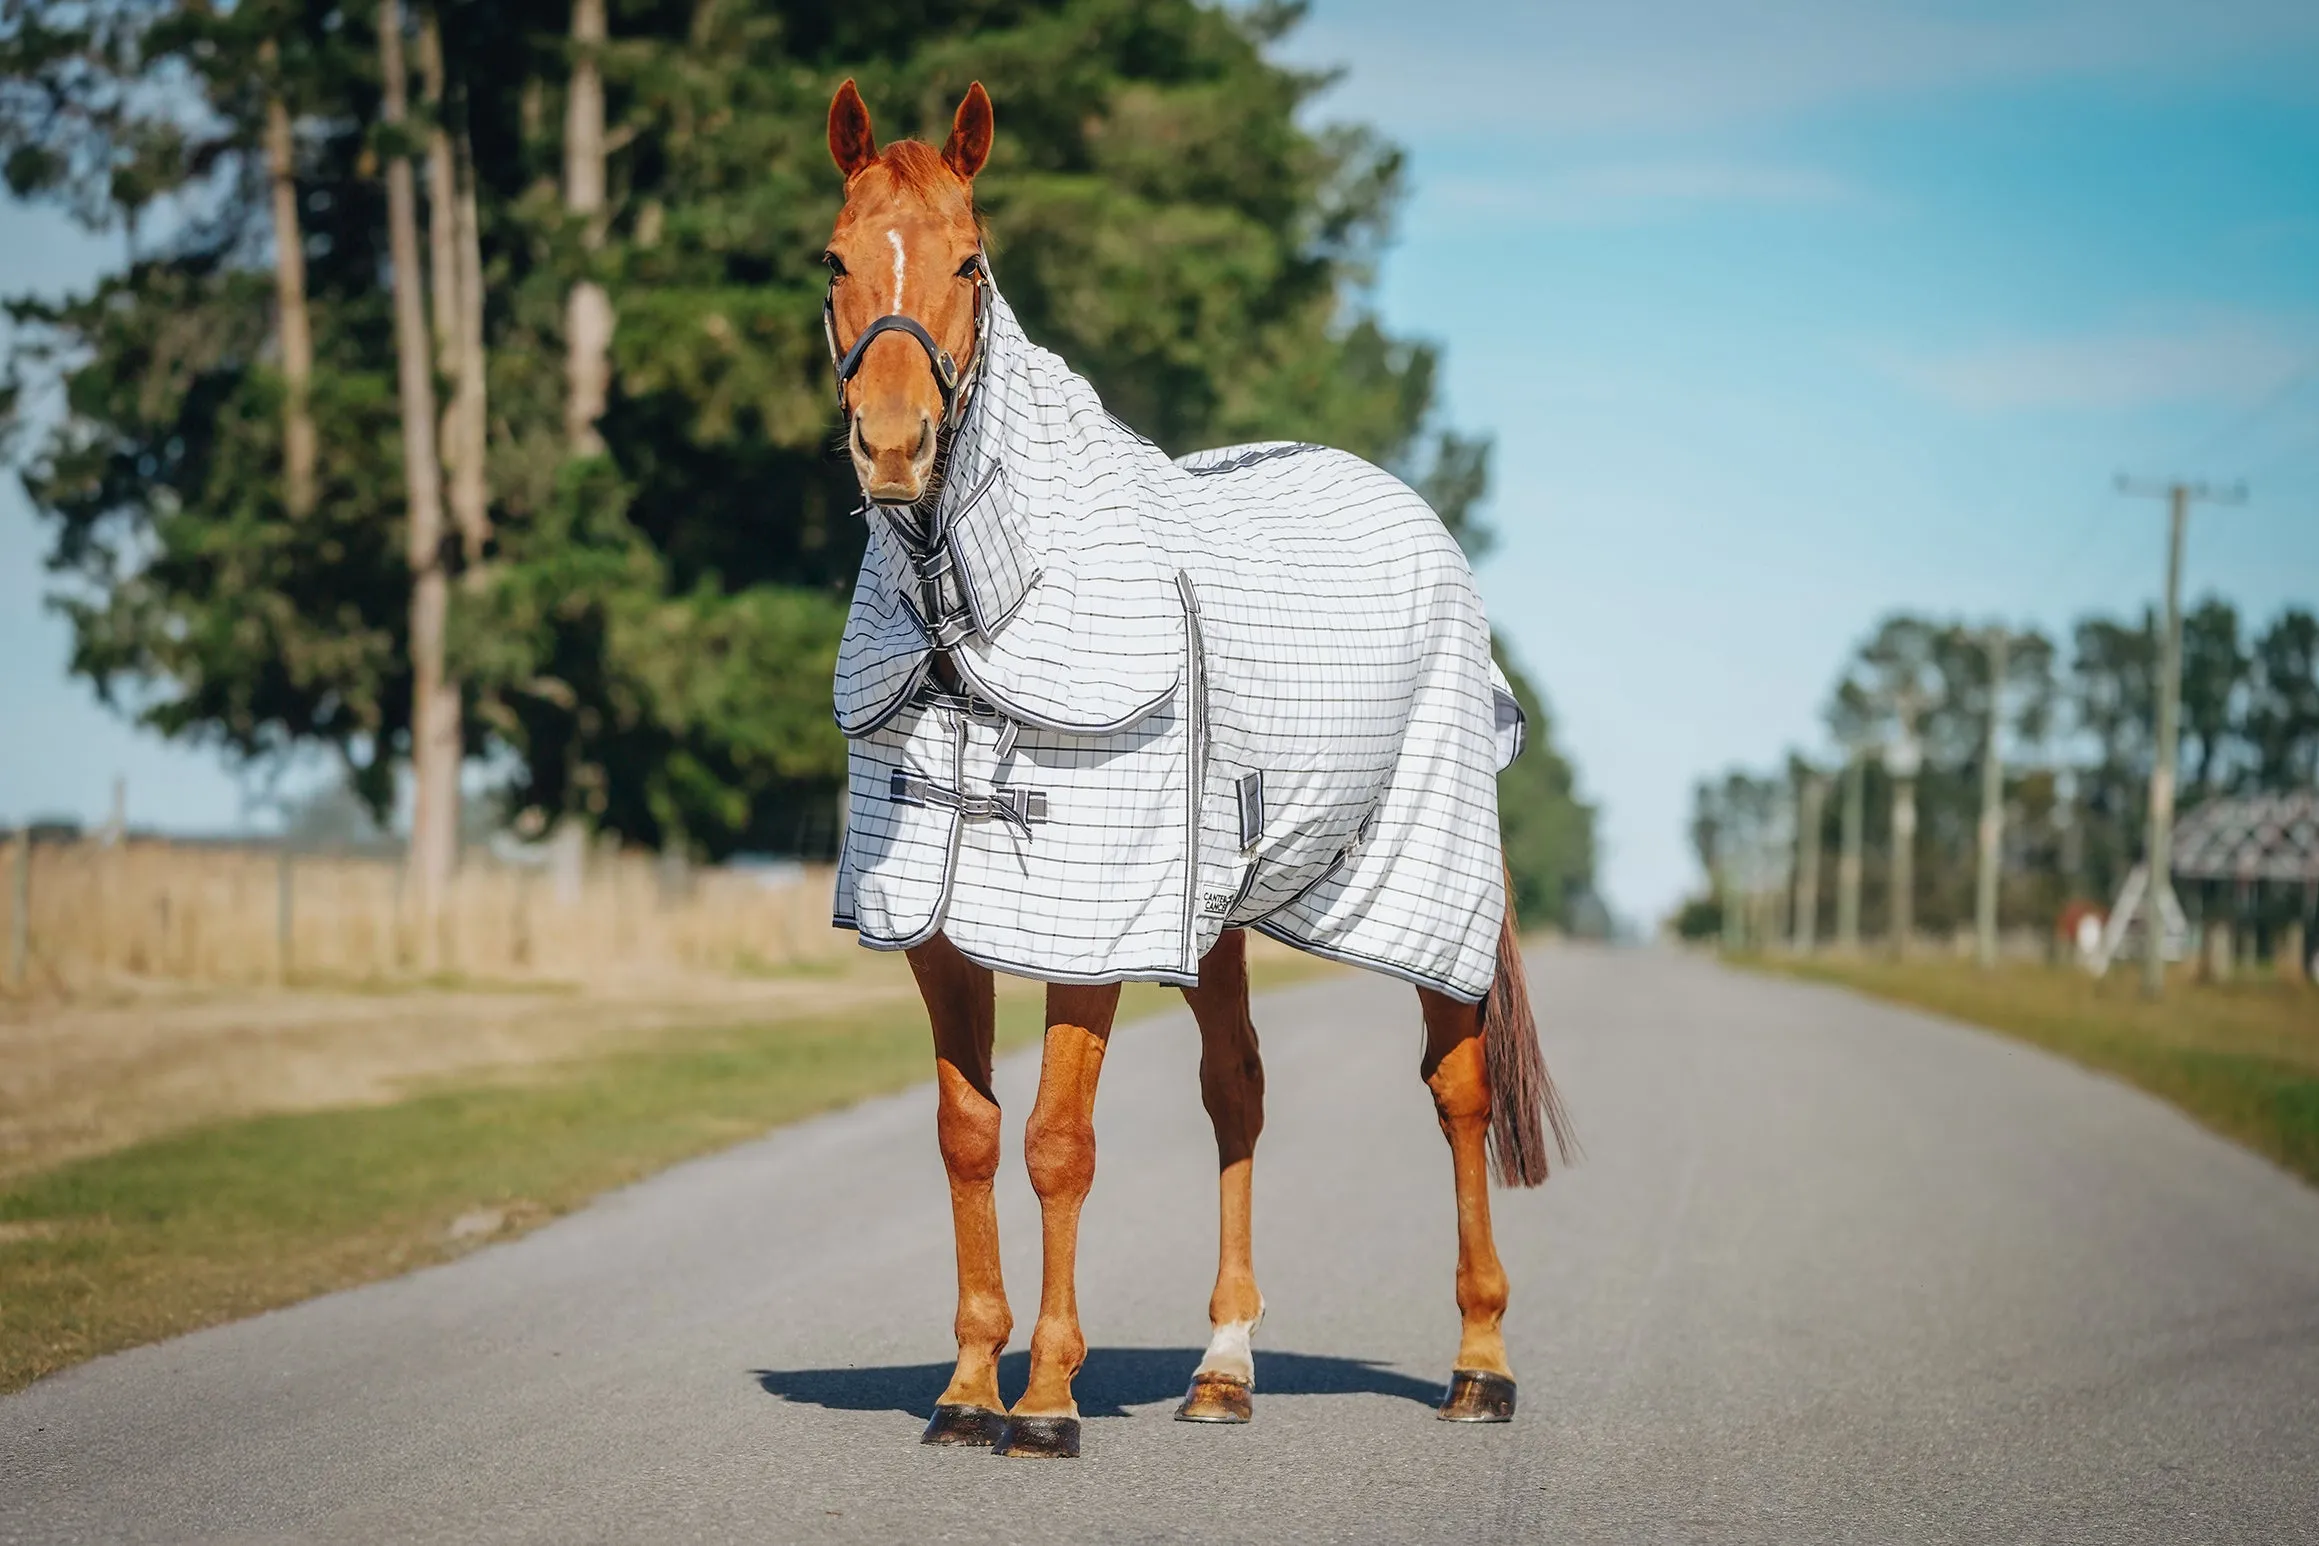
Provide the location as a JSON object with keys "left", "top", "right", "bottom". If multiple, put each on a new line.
{"left": 9, "top": 827, "right": 28, "bottom": 990}
{"left": 276, "top": 842, "right": 295, "bottom": 985}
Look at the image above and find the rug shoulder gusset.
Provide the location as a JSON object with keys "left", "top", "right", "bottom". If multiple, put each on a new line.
{"left": 949, "top": 518, "right": 1186, "bottom": 734}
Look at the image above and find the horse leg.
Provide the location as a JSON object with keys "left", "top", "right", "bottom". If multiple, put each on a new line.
{"left": 1175, "top": 929, "right": 1265, "bottom": 1423}
{"left": 906, "top": 934, "right": 1011, "bottom": 1446}
{"left": 1418, "top": 986, "right": 1519, "bottom": 1422}
{"left": 994, "top": 981, "right": 1122, "bottom": 1459}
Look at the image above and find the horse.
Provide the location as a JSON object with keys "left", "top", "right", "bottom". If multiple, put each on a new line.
{"left": 819, "top": 78, "right": 1572, "bottom": 1460}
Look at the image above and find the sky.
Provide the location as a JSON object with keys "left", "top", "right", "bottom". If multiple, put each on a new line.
{"left": 4, "top": 0, "right": 2318, "bottom": 917}
{"left": 1274, "top": 0, "right": 2319, "bottom": 922}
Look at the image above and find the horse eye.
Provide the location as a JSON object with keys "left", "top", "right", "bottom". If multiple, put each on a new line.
{"left": 956, "top": 256, "right": 981, "bottom": 278}
{"left": 823, "top": 252, "right": 846, "bottom": 276}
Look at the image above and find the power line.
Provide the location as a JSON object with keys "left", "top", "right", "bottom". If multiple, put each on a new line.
{"left": 2173, "top": 349, "right": 2319, "bottom": 470}
{"left": 2022, "top": 347, "right": 2314, "bottom": 603}
{"left": 2244, "top": 419, "right": 2319, "bottom": 490}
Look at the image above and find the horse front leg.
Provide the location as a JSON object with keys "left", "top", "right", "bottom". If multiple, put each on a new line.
{"left": 994, "top": 981, "right": 1121, "bottom": 1459}
{"left": 1417, "top": 987, "right": 1518, "bottom": 1422}
{"left": 906, "top": 934, "right": 1011, "bottom": 1446}
{"left": 1176, "top": 929, "right": 1265, "bottom": 1423}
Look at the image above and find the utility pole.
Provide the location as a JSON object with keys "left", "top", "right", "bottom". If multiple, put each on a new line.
{"left": 1836, "top": 749, "right": 1864, "bottom": 952}
{"left": 1717, "top": 847, "right": 1739, "bottom": 952}
{"left": 1975, "top": 627, "right": 2009, "bottom": 969}
{"left": 1885, "top": 702, "right": 1923, "bottom": 961}
{"left": 2117, "top": 476, "right": 2247, "bottom": 997}
{"left": 1793, "top": 769, "right": 1825, "bottom": 954}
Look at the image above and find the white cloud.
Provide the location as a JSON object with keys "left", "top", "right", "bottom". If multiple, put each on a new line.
{"left": 1883, "top": 317, "right": 2319, "bottom": 412}
{"left": 1283, "top": 0, "right": 2319, "bottom": 138}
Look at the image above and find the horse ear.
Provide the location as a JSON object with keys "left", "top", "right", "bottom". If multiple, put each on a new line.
{"left": 942, "top": 82, "right": 993, "bottom": 181}
{"left": 829, "top": 79, "right": 877, "bottom": 179}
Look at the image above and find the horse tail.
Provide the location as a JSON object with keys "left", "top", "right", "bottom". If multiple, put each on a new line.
{"left": 1484, "top": 862, "right": 1577, "bottom": 1188}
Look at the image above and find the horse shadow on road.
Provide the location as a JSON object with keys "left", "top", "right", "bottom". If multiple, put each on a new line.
{"left": 755, "top": 1348, "right": 1442, "bottom": 1419}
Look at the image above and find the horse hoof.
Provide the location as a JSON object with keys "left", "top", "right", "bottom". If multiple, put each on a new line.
{"left": 1174, "top": 1372, "right": 1253, "bottom": 1423}
{"left": 1437, "top": 1369, "right": 1516, "bottom": 1423}
{"left": 994, "top": 1414, "right": 1081, "bottom": 1459}
{"left": 921, "top": 1404, "right": 1007, "bottom": 1446}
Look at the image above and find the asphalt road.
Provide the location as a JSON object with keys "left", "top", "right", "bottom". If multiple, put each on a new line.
{"left": 5, "top": 947, "right": 2318, "bottom": 1544}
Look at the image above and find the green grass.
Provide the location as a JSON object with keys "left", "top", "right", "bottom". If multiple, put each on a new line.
{"left": 0, "top": 959, "right": 1332, "bottom": 1393}
{"left": 1760, "top": 955, "right": 2319, "bottom": 1188}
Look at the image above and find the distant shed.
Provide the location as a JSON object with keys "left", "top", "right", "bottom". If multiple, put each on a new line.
{"left": 2172, "top": 791, "right": 2319, "bottom": 885}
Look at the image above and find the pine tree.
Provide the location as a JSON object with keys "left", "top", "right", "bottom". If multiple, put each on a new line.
{"left": 3, "top": 0, "right": 1597, "bottom": 918}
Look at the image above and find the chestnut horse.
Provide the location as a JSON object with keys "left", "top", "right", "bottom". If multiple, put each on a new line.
{"left": 822, "top": 79, "right": 1571, "bottom": 1459}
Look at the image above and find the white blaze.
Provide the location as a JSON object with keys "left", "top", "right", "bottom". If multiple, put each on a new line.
{"left": 887, "top": 230, "right": 906, "bottom": 314}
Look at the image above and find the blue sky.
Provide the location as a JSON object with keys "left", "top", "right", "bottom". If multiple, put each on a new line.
{"left": 1276, "top": 0, "right": 2319, "bottom": 920}
{"left": 5, "top": 0, "right": 2318, "bottom": 919}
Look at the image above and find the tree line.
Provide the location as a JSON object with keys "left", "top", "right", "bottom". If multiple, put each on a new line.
{"left": 1, "top": 0, "right": 1599, "bottom": 929}
{"left": 1682, "top": 600, "right": 2319, "bottom": 945}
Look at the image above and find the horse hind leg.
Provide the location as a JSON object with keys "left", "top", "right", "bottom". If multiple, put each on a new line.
{"left": 994, "top": 980, "right": 1121, "bottom": 1459}
{"left": 1418, "top": 986, "right": 1518, "bottom": 1422}
{"left": 1176, "top": 929, "right": 1265, "bottom": 1424}
{"left": 905, "top": 935, "right": 1011, "bottom": 1446}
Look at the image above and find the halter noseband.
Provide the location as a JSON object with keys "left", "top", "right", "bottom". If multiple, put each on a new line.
{"left": 823, "top": 253, "right": 992, "bottom": 432}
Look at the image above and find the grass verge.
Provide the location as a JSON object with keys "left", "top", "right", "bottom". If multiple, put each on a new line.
{"left": 1761, "top": 955, "right": 2319, "bottom": 1188}
{"left": 0, "top": 960, "right": 1329, "bottom": 1394}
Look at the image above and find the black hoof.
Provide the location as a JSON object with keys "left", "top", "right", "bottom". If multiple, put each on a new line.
{"left": 994, "top": 1414, "right": 1081, "bottom": 1459}
{"left": 921, "top": 1404, "right": 1007, "bottom": 1446}
{"left": 1437, "top": 1369, "right": 1516, "bottom": 1423}
{"left": 1174, "top": 1372, "right": 1253, "bottom": 1423}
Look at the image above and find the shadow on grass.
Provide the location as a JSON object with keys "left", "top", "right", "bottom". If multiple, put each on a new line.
{"left": 755, "top": 1347, "right": 1443, "bottom": 1419}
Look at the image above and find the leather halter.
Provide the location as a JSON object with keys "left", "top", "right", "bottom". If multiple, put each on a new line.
{"left": 823, "top": 253, "right": 992, "bottom": 431}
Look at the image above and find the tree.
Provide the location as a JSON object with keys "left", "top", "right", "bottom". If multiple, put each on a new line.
{"left": 1495, "top": 648, "right": 1595, "bottom": 930}
{"left": 5, "top": 0, "right": 1595, "bottom": 888}
{"left": 2246, "top": 608, "right": 2319, "bottom": 790}
{"left": 3, "top": 0, "right": 418, "bottom": 817}
{"left": 2179, "top": 596, "right": 2247, "bottom": 799}
{"left": 465, "top": 0, "right": 1532, "bottom": 855}
{"left": 561, "top": 0, "right": 610, "bottom": 456}
{"left": 376, "top": 0, "right": 460, "bottom": 934}
{"left": 259, "top": 34, "right": 316, "bottom": 518}
{"left": 1689, "top": 600, "right": 2310, "bottom": 944}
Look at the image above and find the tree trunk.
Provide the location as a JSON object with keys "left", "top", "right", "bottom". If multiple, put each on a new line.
{"left": 420, "top": 8, "right": 490, "bottom": 567}
{"left": 259, "top": 43, "right": 315, "bottom": 517}
{"left": 563, "top": 0, "right": 611, "bottom": 455}
{"left": 452, "top": 133, "right": 490, "bottom": 566}
{"left": 380, "top": 0, "right": 460, "bottom": 957}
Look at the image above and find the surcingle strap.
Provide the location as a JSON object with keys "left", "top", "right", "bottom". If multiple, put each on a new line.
{"left": 890, "top": 770, "right": 1049, "bottom": 837}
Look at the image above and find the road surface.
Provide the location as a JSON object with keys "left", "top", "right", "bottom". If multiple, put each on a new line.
{"left": 5, "top": 947, "right": 2317, "bottom": 1543}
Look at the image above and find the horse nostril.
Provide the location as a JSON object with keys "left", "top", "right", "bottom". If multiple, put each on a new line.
{"left": 913, "top": 416, "right": 931, "bottom": 459}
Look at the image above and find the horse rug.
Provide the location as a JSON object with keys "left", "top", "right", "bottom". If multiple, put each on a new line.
{"left": 830, "top": 288, "right": 1525, "bottom": 1002}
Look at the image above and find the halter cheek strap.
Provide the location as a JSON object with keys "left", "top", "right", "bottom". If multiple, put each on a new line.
{"left": 824, "top": 254, "right": 991, "bottom": 430}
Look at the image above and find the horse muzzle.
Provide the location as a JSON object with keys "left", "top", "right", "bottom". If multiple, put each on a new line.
{"left": 851, "top": 405, "right": 935, "bottom": 504}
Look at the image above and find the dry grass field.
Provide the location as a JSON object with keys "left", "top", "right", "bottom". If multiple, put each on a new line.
{"left": 0, "top": 837, "right": 850, "bottom": 997}
{"left": 0, "top": 961, "right": 926, "bottom": 1182}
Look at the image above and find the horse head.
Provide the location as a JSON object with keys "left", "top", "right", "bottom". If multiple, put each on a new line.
{"left": 825, "top": 79, "right": 993, "bottom": 506}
